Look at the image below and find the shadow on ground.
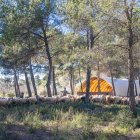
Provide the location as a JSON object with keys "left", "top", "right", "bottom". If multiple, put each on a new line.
{"left": 0, "top": 102, "right": 140, "bottom": 140}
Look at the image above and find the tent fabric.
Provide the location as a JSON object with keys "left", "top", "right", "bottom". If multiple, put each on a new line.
{"left": 104, "top": 77, "right": 140, "bottom": 96}
{"left": 77, "top": 77, "right": 140, "bottom": 96}
{"left": 77, "top": 77, "right": 113, "bottom": 94}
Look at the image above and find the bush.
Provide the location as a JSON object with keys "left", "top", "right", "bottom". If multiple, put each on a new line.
{"left": 100, "top": 112, "right": 113, "bottom": 122}
{"left": 116, "top": 109, "right": 137, "bottom": 130}
{"left": 23, "top": 112, "right": 43, "bottom": 129}
{"left": 7, "top": 93, "right": 15, "bottom": 98}
{"left": 28, "top": 125, "right": 37, "bottom": 134}
{"left": 135, "top": 117, "right": 140, "bottom": 128}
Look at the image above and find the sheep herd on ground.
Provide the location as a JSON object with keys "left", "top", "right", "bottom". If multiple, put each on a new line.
{"left": 0, "top": 95, "right": 140, "bottom": 107}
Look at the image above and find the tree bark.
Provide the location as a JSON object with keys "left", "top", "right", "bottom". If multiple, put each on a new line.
{"left": 124, "top": 0, "right": 137, "bottom": 116}
{"left": 24, "top": 70, "right": 32, "bottom": 97}
{"left": 86, "top": 67, "right": 91, "bottom": 102}
{"left": 14, "top": 75, "right": 18, "bottom": 97}
{"left": 13, "top": 68, "right": 20, "bottom": 97}
{"left": 128, "top": 54, "right": 137, "bottom": 116}
{"left": 70, "top": 72, "right": 73, "bottom": 95}
{"left": 42, "top": 27, "right": 52, "bottom": 97}
{"left": 29, "top": 60, "right": 39, "bottom": 104}
{"left": 111, "top": 73, "right": 116, "bottom": 96}
{"left": 138, "top": 73, "right": 140, "bottom": 95}
{"left": 69, "top": 67, "right": 75, "bottom": 95}
{"left": 134, "top": 80, "right": 138, "bottom": 96}
{"left": 97, "top": 61, "right": 101, "bottom": 94}
{"left": 86, "top": 27, "right": 94, "bottom": 102}
{"left": 72, "top": 70, "right": 75, "bottom": 95}
{"left": 109, "top": 63, "right": 116, "bottom": 96}
{"left": 52, "top": 66, "right": 57, "bottom": 96}
{"left": 127, "top": 81, "right": 130, "bottom": 97}
{"left": 78, "top": 65, "right": 83, "bottom": 93}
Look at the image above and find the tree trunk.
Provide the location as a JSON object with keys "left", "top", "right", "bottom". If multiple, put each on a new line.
{"left": 14, "top": 75, "right": 18, "bottom": 97}
{"left": 134, "top": 80, "right": 137, "bottom": 96}
{"left": 128, "top": 55, "right": 137, "bottom": 116}
{"left": 97, "top": 61, "right": 101, "bottom": 94}
{"left": 42, "top": 27, "right": 52, "bottom": 97}
{"left": 70, "top": 72, "right": 73, "bottom": 95}
{"left": 124, "top": 0, "right": 137, "bottom": 117}
{"left": 13, "top": 68, "right": 20, "bottom": 97}
{"left": 138, "top": 73, "right": 140, "bottom": 95}
{"left": 29, "top": 60, "right": 39, "bottom": 104}
{"left": 127, "top": 59, "right": 130, "bottom": 97}
{"left": 78, "top": 65, "right": 83, "bottom": 93}
{"left": 85, "top": 67, "right": 91, "bottom": 102}
{"left": 70, "top": 67, "right": 75, "bottom": 95}
{"left": 52, "top": 66, "right": 57, "bottom": 96}
{"left": 86, "top": 27, "right": 94, "bottom": 102}
{"left": 24, "top": 70, "right": 32, "bottom": 97}
{"left": 46, "top": 55, "right": 52, "bottom": 97}
{"left": 127, "top": 82, "right": 130, "bottom": 97}
{"left": 111, "top": 73, "right": 116, "bottom": 96}
{"left": 72, "top": 69, "right": 75, "bottom": 95}
{"left": 109, "top": 63, "right": 116, "bottom": 96}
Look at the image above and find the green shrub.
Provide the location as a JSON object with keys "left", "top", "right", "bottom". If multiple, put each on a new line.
{"left": 23, "top": 112, "right": 43, "bottom": 129}
{"left": 28, "top": 125, "right": 37, "bottom": 134}
{"left": 100, "top": 112, "right": 113, "bottom": 122}
{"left": 0, "top": 124, "right": 6, "bottom": 134}
{"left": 39, "top": 106, "right": 49, "bottom": 115}
{"left": 116, "top": 109, "right": 137, "bottom": 129}
{"left": 7, "top": 93, "right": 15, "bottom": 98}
{"left": 5, "top": 114, "right": 16, "bottom": 125}
{"left": 135, "top": 117, "right": 140, "bottom": 128}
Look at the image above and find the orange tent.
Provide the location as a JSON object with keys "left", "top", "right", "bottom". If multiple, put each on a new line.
{"left": 77, "top": 77, "right": 113, "bottom": 95}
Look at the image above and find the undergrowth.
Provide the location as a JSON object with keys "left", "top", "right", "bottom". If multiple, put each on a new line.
{"left": 0, "top": 102, "right": 140, "bottom": 139}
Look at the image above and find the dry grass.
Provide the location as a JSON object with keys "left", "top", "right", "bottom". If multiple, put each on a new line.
{"left": 0, "top": 102, "right": 140, "bottom": 140}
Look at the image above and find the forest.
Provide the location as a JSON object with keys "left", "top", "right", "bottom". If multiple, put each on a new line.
{"left": 0, "top": 0, "right": 140, "bottom": 139}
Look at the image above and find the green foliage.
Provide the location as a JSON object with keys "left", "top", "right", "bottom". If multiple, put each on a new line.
{"left": 28, "top": 125, "right": 37, "bottom": 134}
{"left": 35, "top": 75, "right": 41, "bottom": 86}
{"left": 0, "top": 0, "right": 140, "bottom": 133}
{"left": 0, "top": 102, "right": 140, "bottom": 139}
{"left": 116, "top": 109, "right": 137, "bottom": 130}
{"left": 0, "top": 123, "right": 7, "bottom": 140}
{"left": 100, "top": 112, "right": 114, "bottom": 122}
{"left": 7, "top": 93, "right": 15, "bottom": 98}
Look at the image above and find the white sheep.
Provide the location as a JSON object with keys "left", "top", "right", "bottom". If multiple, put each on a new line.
{"left": 28, "top": 97, "right": 37, "bottom": 104}
{"left": 105, "top": 95, "right": 112, "bottom": 104}
{"left": 121, "top": 97, "right": 129, "bottom": 105}
{"left": 100, "top": 95, "right": 106, "bottom": 104}
{"left": 0, "top": 99, "right": 9, "bottom": 106}
{"left": 68, "top": 95, "right": 76, "bottom": 102}
{"left": 59, "top": 96, "right": 70, "bottom": 103}
{"left": 112, "top": 96, "right": 121, "bottom": 104}
{"left": 135, "top": 96, "right": 140, "bottom": 105}
{"left": 10, "top": 97, "right": 21, "bottom": 105}
{"left": 39, "top": 96, "right": 46, "bottom": 102}
{"left": 92, "top": 95, "right": 103, "bottom": 103}
{"left": 45, "top": 97, "right": 57, "bottom": 104}
{"left": 19, "top": 98, "right": 29, "bottom": 104}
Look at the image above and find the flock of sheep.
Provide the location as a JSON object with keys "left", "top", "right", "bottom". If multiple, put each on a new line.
{"left": 0, "top": 95, "right": 140, "bottom": 106}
